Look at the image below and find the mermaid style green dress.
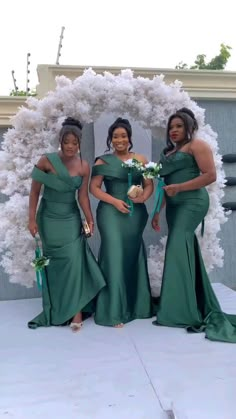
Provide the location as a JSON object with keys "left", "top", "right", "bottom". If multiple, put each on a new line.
{"left": 156, "top": 151, "right": 236, "bottom": 343}
{"left": 28, "top": 153, "right": 105, "bottom": 329}
{"left": 92, "top": 154, "right": 153, "bottom": 326}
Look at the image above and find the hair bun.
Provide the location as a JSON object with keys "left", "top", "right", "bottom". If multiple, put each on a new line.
{"left": 62, "top": 117, "right": 83, "bottom": 130}
{"left": 177, "top": 107, "right": 198, "bottom": 130}
{"left": 115, "top": 117, "right": 131, "bottom": 127}
{"left": 177, "top": 107, "right": 195, "bottom": 120}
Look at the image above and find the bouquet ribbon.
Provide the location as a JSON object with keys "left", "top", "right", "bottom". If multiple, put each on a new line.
{"left": 201, "top": 219, "right": 205, "bottom": 237}
{"left": 151, "top": 178, "right": 166, "bottom": 218}
{"left": 127, "top": 171, "right": 134, "bottom": 217}
{"left": 33, "top": 236, "right": 48, "bottom": 290}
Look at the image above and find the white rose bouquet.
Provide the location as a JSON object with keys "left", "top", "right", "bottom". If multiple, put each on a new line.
{"left": 31, "top": 235, "right": 50, "bottom": 290}
{"left": 122, "top": 158, "right": 145, "bottom": 215}
{"left": 142, "top": 162, "right": 162, "bottom": 179}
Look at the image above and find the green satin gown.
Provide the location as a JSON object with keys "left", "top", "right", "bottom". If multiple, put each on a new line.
{"left": 92, "top": 154, "right": 153, "bottom": 326}
{"left": 155, "top": 150, "right": 236, "bottom": 343}
{"left": 28, "top": 152, "right": 105, "bottom": 329}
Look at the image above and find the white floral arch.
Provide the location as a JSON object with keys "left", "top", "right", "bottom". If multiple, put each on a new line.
{"left": 0, "top": 68, "right": 227, "bottom": 290}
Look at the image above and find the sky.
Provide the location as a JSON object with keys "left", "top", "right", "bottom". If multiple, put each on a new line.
{"left": 1, "top": 0, "right": 236, "bottom": 96}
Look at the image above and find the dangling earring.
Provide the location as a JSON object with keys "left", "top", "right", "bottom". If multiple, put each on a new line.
{"left": 58, "top": 145, "right": 61, "bottom": 151}
{"left": 188, "top": 133, "right": 191, "bottom": 140}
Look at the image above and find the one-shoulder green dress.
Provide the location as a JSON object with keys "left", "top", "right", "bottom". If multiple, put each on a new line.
{"left": 28, "top": 153, "right": 105, "bottom": 329}
{"left": 91, "top": 154, "right": 153, "bottom": 326}
{"left": 155, "top": 151, "right": 236, "bottom": 343}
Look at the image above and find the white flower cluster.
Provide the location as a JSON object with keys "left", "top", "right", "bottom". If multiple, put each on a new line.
{"left": 122, "top": 159, "right": 162, "bottom": 179}
{"left": 122, "top": 158, "right": 144, "bottom": 171}
{"left": 142, "top": 162, "right": 162, "bottom": 179}
{"left": 145, "top": 162, "right": 157, "bottom": 169}
{"left": 31, "top": 256, "right": 50, "bottom": 271}
{"left": 0, "top": 68, "right": 227, "bottom": 289}
{"left": 122, "top": 159, "right": 134, "bottom": 167}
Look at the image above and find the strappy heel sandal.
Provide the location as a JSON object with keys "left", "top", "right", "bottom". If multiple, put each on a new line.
{"left": 70, "top": 322, "right": 83, "bottom": 332}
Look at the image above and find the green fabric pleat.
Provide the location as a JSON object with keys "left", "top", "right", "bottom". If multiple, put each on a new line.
{"left": 28, "top": 153, "right": 105, "bottom": 329}
{"left": 155, "top": 151, "right": 236, "bottom": 343}
{"left": 92, "top": 154, "right": 154, "bottom": 326}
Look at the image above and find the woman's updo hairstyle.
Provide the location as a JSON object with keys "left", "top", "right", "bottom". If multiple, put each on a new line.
{"left": 165, "top": 107, "right": 198, "bottom": 154}
{"left": 106, "top": 117, "right": 133, "bottom": 151}
{"left": 177, "top": 107, "right": 198, "bottom": 131}
{"left": 59, "top": 117, "right": 83, "bottom": 145}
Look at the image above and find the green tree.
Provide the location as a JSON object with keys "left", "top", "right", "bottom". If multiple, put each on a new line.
{"left": 175, "top": 44, "right": 232, "bottom": 70}
{"left": 10, "top": 88, "right": 37, "bottom": 97}
{"left": 175, "top": 61, "right": 188, "bottom": 70}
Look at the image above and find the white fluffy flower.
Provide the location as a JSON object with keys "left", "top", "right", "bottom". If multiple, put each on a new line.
{"left": 145, "top": 162, "right": 156, "bottom": 169}
{"left": 123, "top": 159, "right": 134, "bottom": 167}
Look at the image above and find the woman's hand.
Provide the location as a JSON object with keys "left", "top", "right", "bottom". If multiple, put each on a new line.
{"left": 163, "top": 184, "right": 181, "bottom": 197}
{"left": 113, "top": 199, "right": 130, "bottom": 214}
{"left": 88, "top": 221, "right": 95, "bottom": 235}
{"left": 129, "top": 194, "right": 145, "bottom": 204}
{"left": 151, "top": 213, "right": 160, "bottom": 232}
{"left": 28, "top": 220, "right": 38, "bottom": 237}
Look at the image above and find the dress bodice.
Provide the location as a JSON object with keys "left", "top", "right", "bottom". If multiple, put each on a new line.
{"left": 31, "top": 153, "right": 83, "bottom": 204}
{"left": 160, "top": 151, "right": 200, "bottom": 185}
{"left": 92, "top": 154, "right": 143, "bottom": 199}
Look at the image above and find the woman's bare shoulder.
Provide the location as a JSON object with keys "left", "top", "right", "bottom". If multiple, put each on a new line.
{"left": 133, "top": 153, "right": 148, "bottom": 164}
{"left": 80, "top": 159, "right": 90, "bottom": 174}
{"left": 190, "top": 139, "right": 212, "bottom": 152}
{"left": 35, "top": 155, "right": 50, "bottom": 171}
{"left": 94, "top": 158, "right": 107, "bottom": 166}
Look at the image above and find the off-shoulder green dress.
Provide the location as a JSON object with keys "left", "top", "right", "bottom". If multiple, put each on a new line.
{"left": 155, "top": 151, "right": 236, "bottom": 343}
{"left": 91, "top": 154, "right": 153, "bottom": 326}
{"left": 28, "top": 152, "right": 105, "bottom": 329}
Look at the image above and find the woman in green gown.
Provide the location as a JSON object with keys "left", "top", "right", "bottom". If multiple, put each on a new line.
{"left": 90, "top": 118, "right": 154, "bottom": 327}
{"left": 28, "top": 118, "right": 105, "bottom": 331}
{"left": 152, "top": 108, "right": 236, "bottom": 343}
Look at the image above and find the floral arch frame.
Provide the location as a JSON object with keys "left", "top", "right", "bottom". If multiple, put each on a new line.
{"left": 0, "top": 69, "right": 227, "bottom": 290}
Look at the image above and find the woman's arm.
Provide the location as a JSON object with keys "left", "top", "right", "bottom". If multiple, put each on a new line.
{"left": 28, "top": 181, "right": 42, "bottom": 236}
{"left": 151, "top": 196, "right": 166, "bottom": 232}
{"left": 77, "top": 161, "right": 95, "bottom": 234}
{"left": 130, "top": 154, "right": 154, "bottom": 203}
{"left": 164, "top": 140, "right": 216, "bottom": 197}
{"left": 28, "top": 156, "right": 47, "bottom": 236}
{"left": 89, "top": 159, "right": 130, "bottom": 214}
{"left": 130, "top": 178, "right": 154, "bottom": 203}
